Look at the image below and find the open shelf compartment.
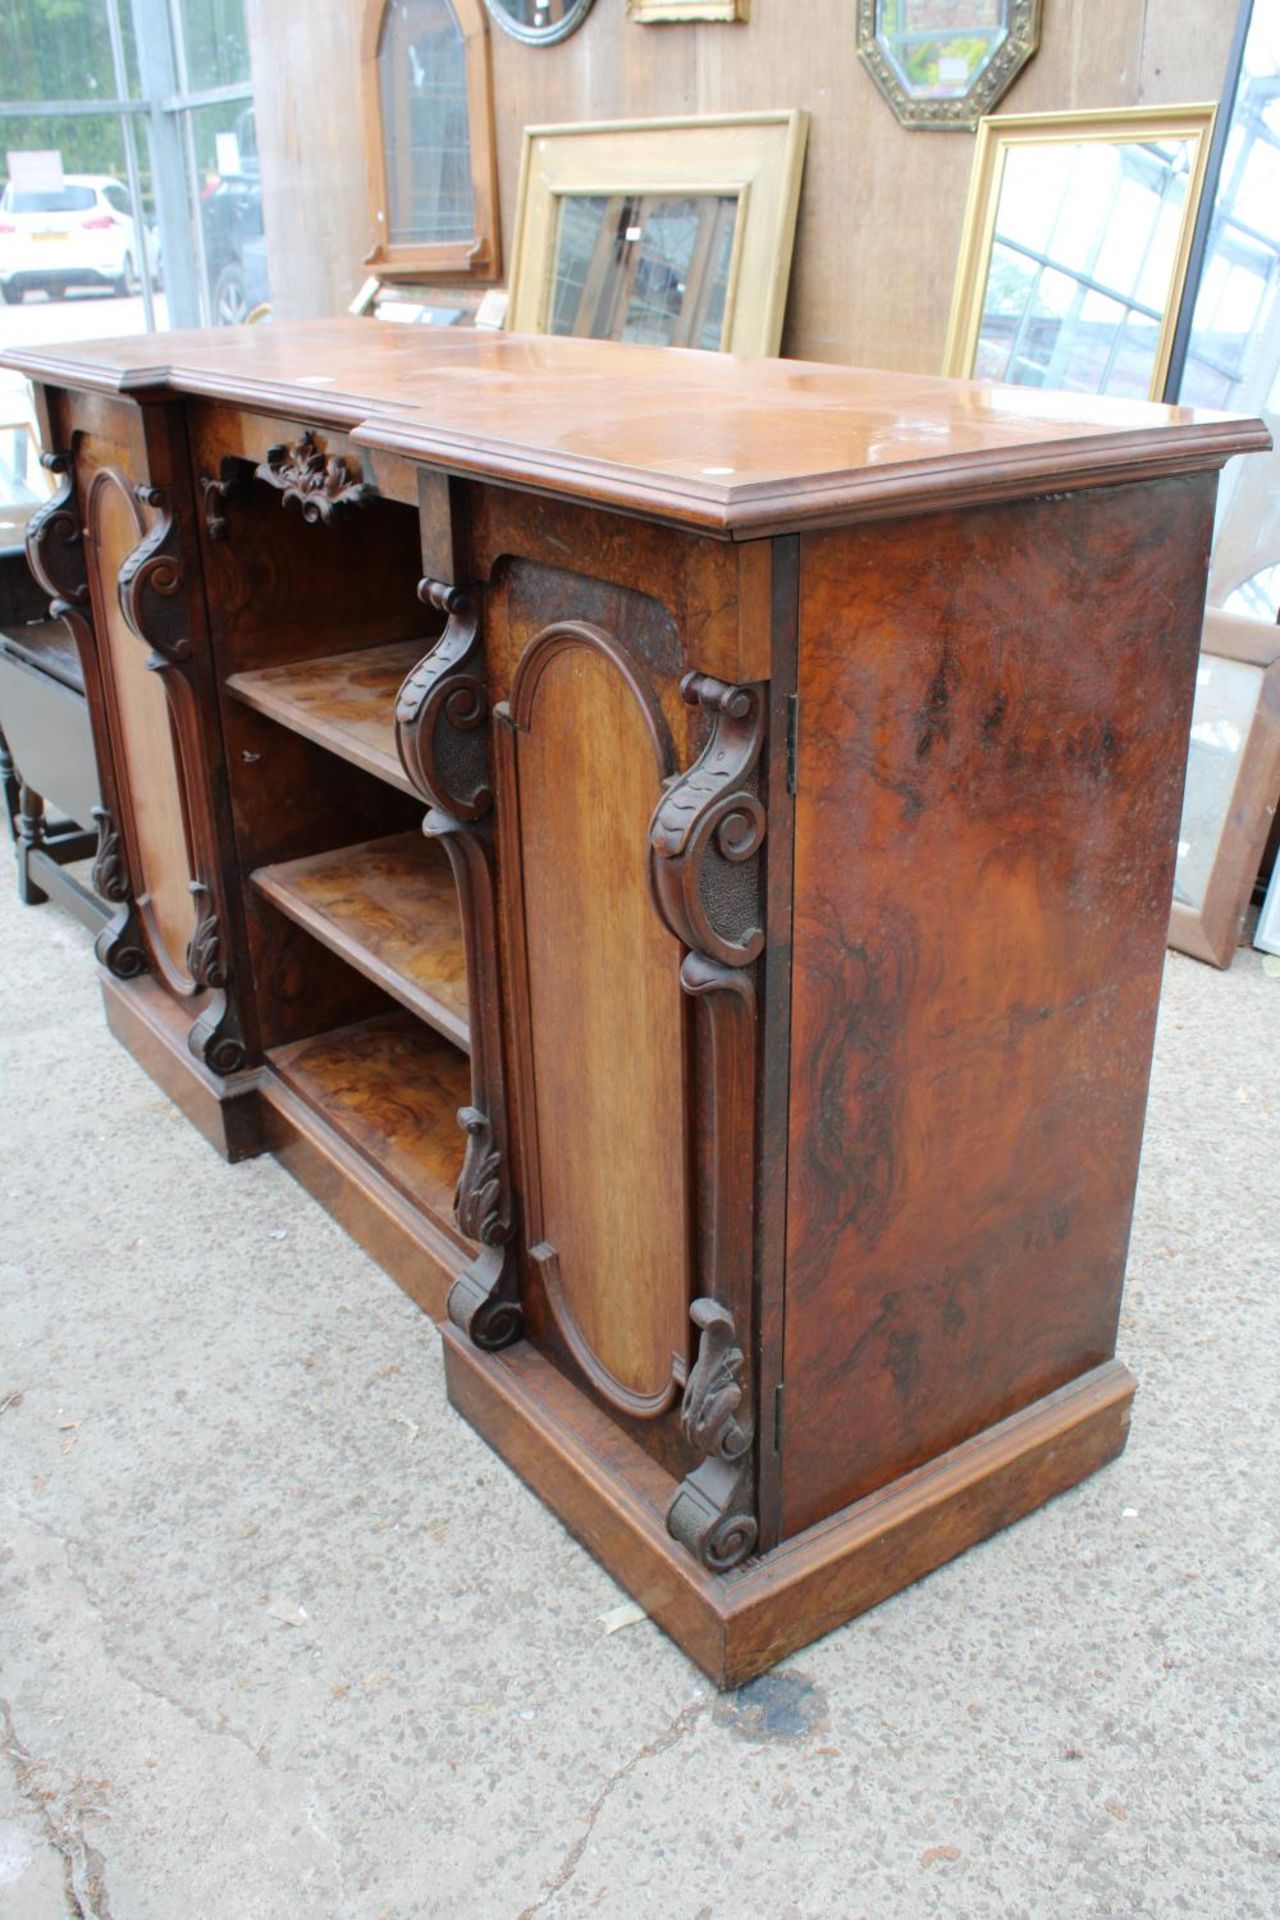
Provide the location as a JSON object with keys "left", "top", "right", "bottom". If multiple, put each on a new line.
{"left": 226, "top": 639, "right": 426, "bottom": 795}
{"left": 267, "top": 1009, "right": 471, "bottom": 1230}
{"left": 252, "top": 831, "right": 470, "bottom": 1053}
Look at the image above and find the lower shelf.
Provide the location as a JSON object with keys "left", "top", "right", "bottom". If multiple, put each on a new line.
{"left": 262, "top": 1009, "right": 476, "bottom": 1321}
{"left": 267, "top": 1010, "right": 470, "bottom": 1224}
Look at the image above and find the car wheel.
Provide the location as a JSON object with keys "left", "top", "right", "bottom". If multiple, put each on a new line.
{"left": 1, "top": 283, "right": 22, "bottom": 306}
{"left": 115, "top": 251, "right": 139, "bottom": 296}
{"left": 211, "top": 261, "right": 249, "bottom": 326}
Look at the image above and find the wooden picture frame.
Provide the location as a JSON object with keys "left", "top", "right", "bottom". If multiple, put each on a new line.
{"left": 628, "top": 1, "right": 748, "bottom": 19}
{"left": 360, "top": 0, "right": 501, "bottom": 282}
{"left": 1170, "top": 608, "right": 1280, "bottom": 969}
{"left": 943, "top": 104, "right": 1216, "bottom": 400}
{"left": 505, "top": 112, "right": 808, "bottom": 355}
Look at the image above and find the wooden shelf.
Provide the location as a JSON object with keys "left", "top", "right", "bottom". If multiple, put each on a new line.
{"left": 267, "top": 1011, "right": 470, "bottom": 1229}
{"left": 252, "top": 831, "right": 470, "bottom": 1053}
{"left": 226, "top": 640, "right": 426, "bottom": 794}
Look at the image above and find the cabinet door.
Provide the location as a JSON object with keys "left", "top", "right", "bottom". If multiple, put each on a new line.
{"left": 498, "top": 622, "right": 690, "bottom": 1419}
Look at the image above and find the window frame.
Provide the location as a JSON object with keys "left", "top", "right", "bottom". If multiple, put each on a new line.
{"left": 360, "top": 0, "right": 501, "bottom": 282}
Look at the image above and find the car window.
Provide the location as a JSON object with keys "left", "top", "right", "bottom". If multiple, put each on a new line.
{"left": 8, "top": 186, "right": 97, "bottom": 214}
{"left": 104, "top": 185, "right": 130, "bottom": 215}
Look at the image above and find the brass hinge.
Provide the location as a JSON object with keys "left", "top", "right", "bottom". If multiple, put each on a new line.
{"left": 786, "top": 693, "right": 800, "bottom": 795}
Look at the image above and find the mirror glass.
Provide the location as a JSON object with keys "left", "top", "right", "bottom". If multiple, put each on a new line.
{"left": 1173, "top": 654, "right": 1264, "bottom": 914}
{"left": 483, "top": 0, "right": 596, "bottom": 42}
{"left": 973, "top": 135, "right": 1198, "bottom": 397}
{"left": 378, "top": 0, "right": 474, "bottom": 247}
{"left": 1173, "top": 0, "right": 1280, "bottom": 618}
{"left": 875, "top": 0, "right": 1010, "bottom": 102}
{"left": 550, "top": 193, "right": 738, "bottom": 348}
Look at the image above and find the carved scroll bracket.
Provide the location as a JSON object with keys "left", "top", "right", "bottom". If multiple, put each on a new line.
{"left": 649, "top": 671, "right": 766, "bottom": 967}
{"left": 668, "top": 1298, "right": 758, "bottom": 1571}
{"left": 28, "top": 452, "right": 149, "bottom": 981}
{"left": 256, "top": 429, "right": 375, "bottom": 525}
{"left": 650, "top": 671, "right": 768, "bottom": 1573}
{"left": 27, "top": 450, "right": 89, "bottom": 610}
{"left": 117, "top": 484, "right": 246, "bottom": 1074}
{"left": 90, "top": 805, "right": 147, "bottom": 981}
{"left": 396, "top": 579, "right": 521, "bottom": 1350}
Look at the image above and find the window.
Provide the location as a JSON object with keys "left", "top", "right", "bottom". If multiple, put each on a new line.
{"left": 361, "top": 0, "right": 500, "bottom": 279}
{"left": 8, "top": 185, "right": 98, "bottom": 214}
{"left": 0, "top": 0, "right": 268, "bottom": 335}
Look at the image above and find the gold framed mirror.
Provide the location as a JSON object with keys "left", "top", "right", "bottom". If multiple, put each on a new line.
{"left": 506, "top": 112, "right": 808, "bottom": 355}
{"left": 856, "top": 0, "right": 1041, "bottom": 130}
{"left": 943, "top": 105, "right": 1216, "bottom": 399}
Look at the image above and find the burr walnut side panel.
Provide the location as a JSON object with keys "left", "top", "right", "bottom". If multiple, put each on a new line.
{"left": 780, "top": 473, "right": 1218, "bottom": 1539}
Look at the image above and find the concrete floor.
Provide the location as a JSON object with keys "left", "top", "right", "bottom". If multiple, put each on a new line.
{"left": 0, "top": 872, "right": 1277, "bottom": 1920}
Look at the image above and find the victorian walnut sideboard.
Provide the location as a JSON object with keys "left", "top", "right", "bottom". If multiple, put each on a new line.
{"left": 7, "top": 322, "right": 1267, "bottom": 1685}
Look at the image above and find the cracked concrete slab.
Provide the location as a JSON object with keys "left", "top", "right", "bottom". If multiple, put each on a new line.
{"left": 1, "top": 871, "right": 1277, "bottom": 1919}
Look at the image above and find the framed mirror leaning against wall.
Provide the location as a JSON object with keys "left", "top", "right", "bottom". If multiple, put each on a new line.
{"left": 943, "top": 105, "right": 1216, "bottom": 399}
{"left": 505, "top": 113, "right": 809, "bottom": 355}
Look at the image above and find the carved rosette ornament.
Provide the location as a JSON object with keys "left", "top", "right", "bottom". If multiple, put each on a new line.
{"left": 395, "top": 578, "right": 521, "bottom": 1351}
{"left": 256, "top": 430, "right": 374, "bottom": 525}
{"left": 650, "top": 670, "right": 767, "bottom": 1572}
{"left": 117, "top": 483, "right": 247, "bottom": 1075}
{"left": 27, "top": 451, "right": 148, "bottom": 980}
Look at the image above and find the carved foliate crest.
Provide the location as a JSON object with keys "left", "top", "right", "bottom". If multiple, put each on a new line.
{"left": 256, "top": 430, "right": 374, "bottom": 525}
{"left": 649, "top": 671, "right": 766, "bottom": 967}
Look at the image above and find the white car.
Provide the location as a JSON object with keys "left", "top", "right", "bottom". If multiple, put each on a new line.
{"left": 0, "top": 174, "right": 156, "bottom": 305}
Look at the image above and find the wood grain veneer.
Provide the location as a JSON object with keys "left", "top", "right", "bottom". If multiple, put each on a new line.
{"left": 5, "top": 321, "right": 1267, "bottom": 538}
{"left": 226, "top": 641, "right": 423, "bottom": 795}
{"left": 253, "top": 832, "right": 470, "bottom": 1053}
{"left": 267, "top": 1010, "right": 471, "bottom": 1225}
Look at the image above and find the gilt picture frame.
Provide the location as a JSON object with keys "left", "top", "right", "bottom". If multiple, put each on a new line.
{"left": 856, "top": 0, "right": 1041, "bottom": 131}
{"left": 942, "top": 104, "right": 1216, "bottom": 400}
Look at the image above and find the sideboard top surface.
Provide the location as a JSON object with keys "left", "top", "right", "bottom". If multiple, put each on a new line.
{"left": 7, "top": 317, "right": 1268, "bottom": 537}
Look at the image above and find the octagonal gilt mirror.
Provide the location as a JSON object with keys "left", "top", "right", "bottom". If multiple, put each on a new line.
{"left": 857, "top": 0, "right": 1042, "bottom": 131}
{"left": 482, "top": 0, "right": 596, "bottom": 42}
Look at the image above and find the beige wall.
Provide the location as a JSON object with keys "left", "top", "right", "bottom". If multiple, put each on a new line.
{"left": 247, "top": 0, "right": 1232, "bottom": 374}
